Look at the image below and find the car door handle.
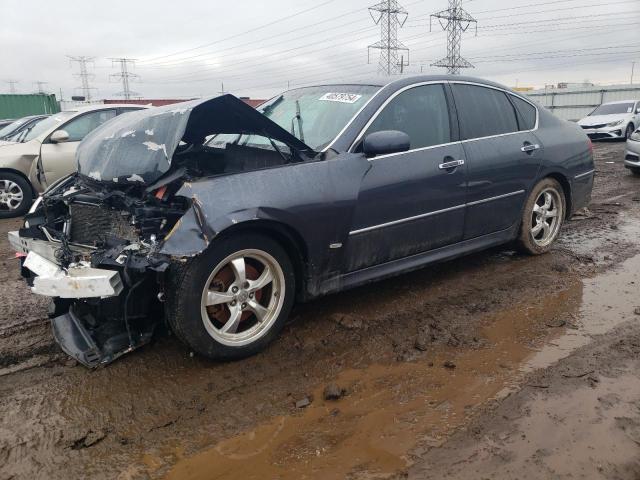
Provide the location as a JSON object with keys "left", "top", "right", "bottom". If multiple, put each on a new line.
{"left": 521, "top": 143, "right": 540, "bottom": 153}
{"left": 438, "top": 159, "right": 465, "bottom": 170}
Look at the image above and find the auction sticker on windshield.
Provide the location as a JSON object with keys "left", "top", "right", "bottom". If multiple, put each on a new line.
{"left": 319, "top": 93, "right": 363, "bottom": 104}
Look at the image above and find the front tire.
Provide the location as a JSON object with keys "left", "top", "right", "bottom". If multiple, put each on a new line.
{"left": 166, "top": 233, "right": 296, "bottom": 360}
{"left": 0, "top": 172, "right": 32, "bottom": 218}
{"left": 629, "top": 167, "right": 640, "bottom": 176}
{"left": 625, "top": 123, "right": 635, "bottom": 140}
{"left": 516, "top": 178, "right": 565, "bottom": 255}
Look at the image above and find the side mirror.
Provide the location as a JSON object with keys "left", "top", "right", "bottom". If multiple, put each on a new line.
{"left": 50, "top": 130, "right": 70, "bottom": 144}
{"left": 362, "top": 130, "right": 410, "bottom": 158}
{"left": 636, "top": 108, "right": 640, "bottom": 114}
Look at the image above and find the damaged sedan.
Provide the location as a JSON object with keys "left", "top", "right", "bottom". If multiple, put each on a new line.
{"left": 9, "top": 76, "right": 594, "bottom": 367}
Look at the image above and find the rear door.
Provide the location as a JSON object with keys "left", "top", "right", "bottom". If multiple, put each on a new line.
{"left": 451, "top": 83, "right": 542, "bottom": 240}
{"left": 40, "top": 109, "right": 117, "bottom": 184}
{"left": 343, "top": 83, "right": 467, "bottom": 272}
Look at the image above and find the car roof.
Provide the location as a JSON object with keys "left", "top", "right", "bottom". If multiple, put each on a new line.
{"left": 64, "top": 103, "right": 151, "bottom": 114}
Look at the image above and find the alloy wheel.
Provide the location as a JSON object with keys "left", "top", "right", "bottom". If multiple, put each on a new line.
{"left": 530, "top": 188, "right": 563, "bottom": 247}
{"left": 0, "top": 179, "right": 24, "bottom": 211}
{"left": 200, "top": 249, "right": 285, "bottom": 346}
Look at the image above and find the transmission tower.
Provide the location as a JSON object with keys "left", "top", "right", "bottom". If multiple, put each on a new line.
{"left": 368, "top": 0, "right": 409, "bottom": 76}
{"left": 5, "top": 80, "right": 19, "bottom": 93}
{"left": 34, "top": 81, "right": 48, "bottom": 94}
{"left": 109, "top": 58, "right": 140, "bottom": 100}
{"left": 68, "top": 56, "right": 97, "bottom": 101}
{"left": 430, "top": 0, "right": 477, "bottom": 75}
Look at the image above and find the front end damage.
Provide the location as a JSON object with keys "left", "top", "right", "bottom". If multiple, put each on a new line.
{"left": 9, "top": 94, "right": 316, "bottom": 367}
{"left": 10, "top": 174, "right": 187, "bottom": 367}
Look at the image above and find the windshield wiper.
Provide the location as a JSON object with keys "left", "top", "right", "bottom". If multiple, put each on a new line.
{"left": 261, "top": 95, "right": 283, "bottom": 116}
{"left": 290, "top": 99, "right": 305, "bottom": 142}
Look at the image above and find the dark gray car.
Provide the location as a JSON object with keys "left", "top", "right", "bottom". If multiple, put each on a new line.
{"left": 9, "top": 75, "right": 594, "bottom": 367}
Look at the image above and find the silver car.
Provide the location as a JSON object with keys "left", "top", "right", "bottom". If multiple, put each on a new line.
{"left": 0, "top": 104, "right": 147, "bottom": 217}
{"left": 625, "top": 126, "right": 640, "bottom": 175}
{"left": 577, "top": 100, "right": 640, "bottom": 140}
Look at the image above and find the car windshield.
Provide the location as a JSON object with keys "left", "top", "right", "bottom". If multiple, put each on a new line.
{"left": 21, "top": 111, "right": 77, "bottom": 142}
{"left": 590, "top": 102, "right": 635, "bottom": 116}
{"left": 208, "top": 85, "right": 380, "bottom": 151}
{"left": 0, "top": 117, "right": 31, "bottom": 139}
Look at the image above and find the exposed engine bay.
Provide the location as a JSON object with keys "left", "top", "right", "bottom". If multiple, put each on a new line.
{"left": 9, "top": 94, "right": 317, "bottom": 367}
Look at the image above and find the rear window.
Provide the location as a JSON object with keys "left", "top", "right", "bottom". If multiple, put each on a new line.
{"left": 452, "top": 84, "right": 519, "bottom": 140}
{"left": 510, "top": 95, "right": 537, "bottom": 131}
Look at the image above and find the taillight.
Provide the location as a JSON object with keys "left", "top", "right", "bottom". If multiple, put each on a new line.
{"left": 587, "top": 138, "right": 593, "bottom": 153}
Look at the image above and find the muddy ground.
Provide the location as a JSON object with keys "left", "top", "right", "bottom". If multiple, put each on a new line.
{"left": 1, "top": 141, "right": 639, "bottom": 480}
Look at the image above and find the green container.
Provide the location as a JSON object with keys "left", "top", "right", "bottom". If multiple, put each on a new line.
{"left": 0, "top": 94, "right": 60, "bottom": 120}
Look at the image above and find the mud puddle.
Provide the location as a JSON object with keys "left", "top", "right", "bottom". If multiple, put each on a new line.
{"left": 154, "top": 253, "right": 640, "bottom": 479}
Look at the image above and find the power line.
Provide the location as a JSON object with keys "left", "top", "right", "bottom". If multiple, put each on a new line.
{"left": 33, "top": 81, "right": 48, "bottom": 94}
{"left": 430, "top": 0, "right": 477, "bottom": 74}
{"left": 67, "top": 56, "right": 97, "bottom": 101}
{"left": 109, "top": 58, "right": 140, "bottom": 100}
{"left": 368, "top": 0, "right": 410, "bottom": 75}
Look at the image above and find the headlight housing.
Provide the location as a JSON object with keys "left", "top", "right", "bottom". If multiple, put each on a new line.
{"left": 606, "top": 119, "right": 624, "bottom": 127}
{"left": 630, "top": 130, "right": 640, "bottom": 142}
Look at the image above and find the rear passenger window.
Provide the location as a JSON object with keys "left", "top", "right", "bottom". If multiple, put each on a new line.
{"left": 364, "top": 84, "right": 451, "bottom": 150}
{"left": 452, "top": 84, "right": 518, "bottom": 139}
{"left": 510, "top": 95, "right": 537, "bottom": 131}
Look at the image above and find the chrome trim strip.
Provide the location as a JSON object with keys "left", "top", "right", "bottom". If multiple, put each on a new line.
{"left": 367, "top": 140, "right": 460, "bottom": 161}
{"left": 466, "top": 190, "right": 525, "bottom": 206}
{"left": 574, "top": 169, "right": 595, "bottom": 179}
{"left": 349, "top": 203, "right": 466, "bottom": 236}
{"left": 348, "top": 189, "right": 526, "bottom": 236}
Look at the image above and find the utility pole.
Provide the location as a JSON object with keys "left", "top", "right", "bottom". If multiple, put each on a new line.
{"left": 68, "top": 56, "right": 96, "bottom": 101}
{"left": 368, "top": 0, "right": 409, "bottom": 76}
{"left": 34, "top": 81, "right": 48, "bottom": 94}
{"left": 5, "top": 79, "right": 19, "bottom": 93}
{"left": 109, "top": 58, "right": 140, "bottom": 100}
{"left": 632, "top": 61, "right": 636, "bottom": 85}
{"left": 430, "top": 0, "right": 477, "bottom": 75}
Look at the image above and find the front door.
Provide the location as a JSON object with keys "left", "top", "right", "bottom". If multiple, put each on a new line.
{"left": 343, "top": 83, "right": 467, "bottom": 272}
{"left": 40, "top": 109, "right": 117, "bottom": 185}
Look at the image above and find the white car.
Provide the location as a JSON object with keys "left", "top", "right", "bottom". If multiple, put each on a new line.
{"left": 0, "top": 104, "right": 147, "bottom": 217}
{"left": 577, "top": 100, "right": 640, "bottom": 140}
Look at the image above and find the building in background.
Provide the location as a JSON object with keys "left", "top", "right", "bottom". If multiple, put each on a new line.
{"left": 526, "top": 83, "right": 640, "bottom": 121}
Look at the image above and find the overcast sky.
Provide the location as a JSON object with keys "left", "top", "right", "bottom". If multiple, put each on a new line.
{"left": 1, "top": 0, "right": 639, "bottom": 100}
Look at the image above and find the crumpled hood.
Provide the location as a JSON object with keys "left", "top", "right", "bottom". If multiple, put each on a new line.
{"left": 77, "top": 94, "right": 315, "bottom": 185}
{"left": 578, "top": 113, "right": 631, "bottom": 126}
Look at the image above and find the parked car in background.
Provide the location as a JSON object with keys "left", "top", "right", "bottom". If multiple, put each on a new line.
{"left": 8, "top": 75, "right": 594, "bottom": 367}
{"left": 624, "top": 126, "right": 640, "bottom": 175}
{"left": 0, "top": 104, "right": 147, "bottom": 217}
{"left": 0, "top": 114, "right": 49, "bottom": 144}
{"left": 577, "top": 100, "right": 640, "bottom": 140}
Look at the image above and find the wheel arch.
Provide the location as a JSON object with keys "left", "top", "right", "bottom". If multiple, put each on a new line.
{"left": 543, "top": 171, "right": 572, "bottom": 219}
{"left": 214, "top": 219, "right": 309, "bottom": 300}
{"left": 0, "top": 167, "right": 36, "bottom": 198}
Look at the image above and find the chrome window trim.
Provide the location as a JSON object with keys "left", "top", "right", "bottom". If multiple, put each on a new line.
{"left": 347, "top": 81, "right": 445, "bottom": 154}
{"left": 574, "top": 169, "right": 595, "bottom": 179}
{"left": 348, "top": 189, "right": 526, "bottom": 236}
{"left": 346, "top": 80, "right": 540, "bottom": 159}
{"left": 320, "top": 84, "right": 388, "bottom": 153}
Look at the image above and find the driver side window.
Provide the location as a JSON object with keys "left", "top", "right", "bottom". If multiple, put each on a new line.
{"left": 364, "top": 84, "right": 451, "bottom": 150}
{"left": 59, "top": 109, "right": 117, "bottom": 142}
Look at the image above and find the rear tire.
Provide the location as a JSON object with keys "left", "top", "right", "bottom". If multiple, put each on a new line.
{"left": 165, "top": 233, "right": 296, "bottom": 360}
{"left": 0, "top": 172, "right": 32, "bottom": 218}
{"left": 516, "top": 178, "right": 565, "bottom": 255}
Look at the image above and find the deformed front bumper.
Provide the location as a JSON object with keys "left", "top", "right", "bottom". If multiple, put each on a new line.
{"left": 9, "top": 231, "right": 123, "bottom": 298}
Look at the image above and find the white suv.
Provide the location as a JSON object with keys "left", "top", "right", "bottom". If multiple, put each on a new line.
{"left": 577, "top": 100, "right": 640, "bottom": 140}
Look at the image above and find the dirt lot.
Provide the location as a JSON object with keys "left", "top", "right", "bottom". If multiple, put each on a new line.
{"left": 1, "top": 141, "right": 639, "bottom": 480}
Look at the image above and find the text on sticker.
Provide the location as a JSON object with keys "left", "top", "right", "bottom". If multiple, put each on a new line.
{"left": 319, "top": 93, "right": 363, "bottom": 104}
